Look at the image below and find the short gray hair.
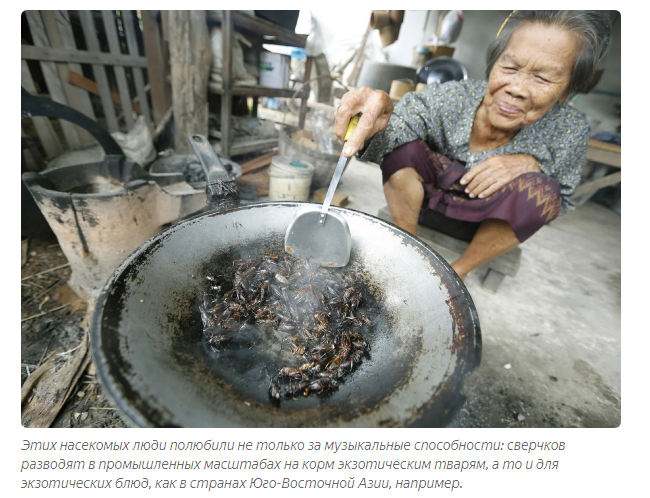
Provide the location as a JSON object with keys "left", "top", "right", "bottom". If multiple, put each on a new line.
{"left": 486, "top": 11, "right": 612, "bottom": 97}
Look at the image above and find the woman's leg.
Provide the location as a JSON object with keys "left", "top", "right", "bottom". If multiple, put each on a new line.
{"left": 383, "top": 167, "right": 425, "bottom": 236}
{"left": 451, "top": 219, "right": 519, "bottom": 280}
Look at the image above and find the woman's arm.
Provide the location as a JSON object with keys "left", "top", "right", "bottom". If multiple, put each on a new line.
{"left": 460, "top": 116, "right": 589, "bottom": 214}
{"left": 460, "top": 154, "right": 541, "bottom": 198}
{"left": 335, "top": 84, "right": 445, "bottom": 162}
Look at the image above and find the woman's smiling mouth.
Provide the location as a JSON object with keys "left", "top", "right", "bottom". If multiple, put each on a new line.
{"left": 496, "top": 101, "right": 523, "bottom": 115}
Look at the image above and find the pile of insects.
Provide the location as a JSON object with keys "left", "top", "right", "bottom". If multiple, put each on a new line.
{"left": 199, "top": 254, "right": 372, "bottom": 400}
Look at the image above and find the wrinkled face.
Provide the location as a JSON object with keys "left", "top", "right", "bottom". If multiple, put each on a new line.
{"left": 485, "top": 22, "right": 580, "bottom": 132}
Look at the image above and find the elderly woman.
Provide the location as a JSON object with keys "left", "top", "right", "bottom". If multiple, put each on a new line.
{"left": 335, "top": 11, "right": 611, "bottom": 280}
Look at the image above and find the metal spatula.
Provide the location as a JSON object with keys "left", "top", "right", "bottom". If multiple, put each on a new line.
{"left": 284, "top": 115, "right": 359, "bottom": 267}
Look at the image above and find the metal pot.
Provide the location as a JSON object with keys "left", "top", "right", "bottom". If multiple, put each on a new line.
{"left": 22, "top": 156, "right": 207, "bottom": 300}
{"left": 91, "top": 203, "right": 480, "bottom": 427}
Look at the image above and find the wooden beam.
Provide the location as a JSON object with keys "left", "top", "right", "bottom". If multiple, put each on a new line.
{"left": 40, "top": 10, "right": 94, "bottom": 146}
{"left": 25, "top": 11, "right": 81, "bottom": 149}
{"left": 239, "top": 150, "right": 278, "bottom": 175}
{"left": 207, "top": 11, "right": 307, "bottom": 48}
{"left": 142, "top": 11, "right": 171, "bottom": 125}
{"left": 68, "top": 71, "right": 141, "bottom": 114}
{"left": 169, "top": 10, "right": 211, "bottom": 153}
{"left": 208, "top": 82, "right": 306, "bottom": 99}
{"left": 586, "top": 140, "right": 621, "bottom": 168}
{"left": 102, "top": 10, "right": 135, "bottom": 130}
{"left": 587, "top": 138, "right": 621, "bottom": 153}
{"left": 79, "top": 10, "right": 119, "bottom": 133}
{"left": 121, "top": 10, "right": 152, "bottom": 126}
{"left": 220, "top": 10, "right": 233, "bottom": 158}
{"left": 572, "top": 171, "right": 622, "bottom": 199}
{"left": 21, "top": 44, "right": 148, "bottom": 68}
{"left": 51, "top": 11, "right": 97, "bottom": 122}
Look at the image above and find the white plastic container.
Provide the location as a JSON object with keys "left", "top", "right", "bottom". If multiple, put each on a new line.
{"left": 259, "top": 51, "right": 291, "bottom": 89}
{"left": 269, "top": 156, "right": 315, "bottom": 201}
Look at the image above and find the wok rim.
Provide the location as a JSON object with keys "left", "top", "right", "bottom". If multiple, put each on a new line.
{"left": 90, "top": 202, "right": 481, "bottom": 428}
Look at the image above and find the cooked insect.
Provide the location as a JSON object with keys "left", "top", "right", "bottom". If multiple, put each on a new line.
{"left": 269, "top": 378, "right": 281, "bottom": 400}
{"left": 198, "top": 254, "right": 373, "bottom": 401}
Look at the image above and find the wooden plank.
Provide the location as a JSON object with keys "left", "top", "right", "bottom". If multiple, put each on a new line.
{"left": 142, "top": 10, "right": 170, "bottom": 125}
{"left": 572, "top": 171, "right": 622, "bottom": 198}
{"left": 160, "top": 11, "right": 172, "bottom": 112}
{"left": 40, "top": 11, "right": 94, "bottom": 146}
{"left": 208, "top": 81, "right": 306, "bottom": 99}
{"left": 211, "top": 138, "right": 278, "bottom": 157}
{"left": 21, "top": 60, "right": 64, "bottom": 158}
{"left": 220, "top": 10, "right": 233, "bottom": 159}
{"left": 102, "top": 10, "right": 135, "bottom": 130}
{"left": 21, "top": 44, "right": 148, "bottom": 67}
{"left": 586, "top": 142, "right": 621, "bottom": 168}
{"left": 68, "top": 71, "right": 141, "bottom": 114}
{"left": 79, "top": 10, "right": 119, "bottom": 133}
{"left": 121, "top": 10, "right": 152, "bottom": 126}
{"left": 207, "top": 11, "right": 307, "bottom": 48}
{"left": 52, "top": 11, "right": 97, "bottom": 122}
{"left": 239, "top": 149, "right": 278, "bottom": 175}
{"left": 588, "top": 138, "right": 621, "bottom": 153}
{"left": 25, "top": 11, "right": 81, "bottom": 149}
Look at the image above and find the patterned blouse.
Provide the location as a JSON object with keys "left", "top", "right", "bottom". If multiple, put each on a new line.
{"left": 361, "top": 79, "right": 590, "bottom": 215}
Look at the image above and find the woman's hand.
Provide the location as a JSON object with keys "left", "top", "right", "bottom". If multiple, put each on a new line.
{"left": 334, "top": 87, "right": 393, "bottom": 157}
{"left": 460, "top": 154, "right": 541, "bottom": 199}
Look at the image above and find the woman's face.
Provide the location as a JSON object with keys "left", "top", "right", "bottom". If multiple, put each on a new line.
{"left": 484, "top": 22, "right": 580, "bottom": 132}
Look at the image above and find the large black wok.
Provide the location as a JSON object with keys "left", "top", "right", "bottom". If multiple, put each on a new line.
{"left": 91, "top": 202, "right": 480, "bottom": 427}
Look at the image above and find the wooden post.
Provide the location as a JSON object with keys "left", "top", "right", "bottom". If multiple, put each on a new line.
{"left": 121, "top": 10, "right": 153, "bottom": 127}
{"left": 102, "top": 10, "right": 135, "bottom": 131}
{"left": 40, "top": 10, "right": 95, "bottom": 145}
{"left": 79, "top": 10, "right": 120, "bottom": 133}
{"left": 142, "top": 11, "right": 172, "bottom": 125}
{"left": 298, "top": 56, "right": 313, "bottom": 129}
{"left": 25, "top": 10, "right": 82, "bottom": 149}
{"left": 220, "top": 10, "right": 233, "bottom": 159}
{"left": 168, "top": 10, "right": 211, "bottom": 153}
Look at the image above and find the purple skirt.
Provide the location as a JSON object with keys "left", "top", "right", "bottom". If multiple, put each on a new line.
{"left": 380, "top": 140, "right": 561, "bottom": 243}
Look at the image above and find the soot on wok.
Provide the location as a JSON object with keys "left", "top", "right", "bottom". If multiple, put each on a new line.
{"left": 199, "top": 254, "right": 372, "bottom": 401}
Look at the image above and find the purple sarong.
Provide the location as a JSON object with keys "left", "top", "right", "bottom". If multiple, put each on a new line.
{"left": 380, "top": 140, "right": 561, "bottom": 242}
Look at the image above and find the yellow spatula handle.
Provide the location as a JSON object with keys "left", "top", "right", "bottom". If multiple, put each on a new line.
{"left": 344, "top": 115, "right": 360, "bottom": 141}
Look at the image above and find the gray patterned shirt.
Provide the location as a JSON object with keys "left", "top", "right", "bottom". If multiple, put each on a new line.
{"left": 361, "top": 79, "right": 590, "bottom": 215}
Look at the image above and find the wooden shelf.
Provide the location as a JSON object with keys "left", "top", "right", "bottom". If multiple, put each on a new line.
{"left": 206, "top": 11, "right": 306, "bottom": 48}
{"left": 211, "top": 137, "right": 278, "bottom": 157}
{"left": 208, "top": 82, "right": 306, "bottom": 99}
{"left": 213, "top": 11, "right": 312, "bottom": 159}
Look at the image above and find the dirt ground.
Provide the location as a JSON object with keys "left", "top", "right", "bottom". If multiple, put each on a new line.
{"left": 21, "top": 239, "right": 128, "bottom": 428}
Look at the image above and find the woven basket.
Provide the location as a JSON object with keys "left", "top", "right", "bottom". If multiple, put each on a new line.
{"left": 279, "top": 126, "right": 341, "bottom": 191}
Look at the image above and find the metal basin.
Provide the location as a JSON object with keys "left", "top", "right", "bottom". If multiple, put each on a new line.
{"left": 91, "top": 202, "right": 480, "bottom": 427}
